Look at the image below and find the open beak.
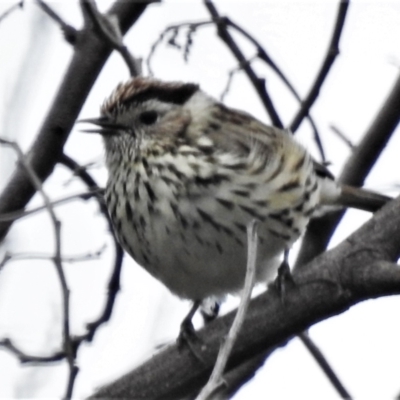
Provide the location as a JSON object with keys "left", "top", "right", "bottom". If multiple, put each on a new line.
{"left": 78, "top": 117, "right": 126, "bottom": 135}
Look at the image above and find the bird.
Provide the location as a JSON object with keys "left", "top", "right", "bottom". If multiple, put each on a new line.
{"left": 81, "top": 76, "right": 390, "bottom": 325}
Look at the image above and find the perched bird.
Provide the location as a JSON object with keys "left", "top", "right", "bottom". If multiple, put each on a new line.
{"left": 82, "top": 77, "right": 389, "bottom": 317}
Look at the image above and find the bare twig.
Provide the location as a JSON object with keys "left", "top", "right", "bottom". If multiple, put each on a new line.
{"left": 196, "top": 220, "right": 258, "bottom": 400}
{"left": 59, "top": 154, "right": 124, "bottom": 342}
{"left": 0, "top": 245, "right": 106, "bottom": 266}
{"left": 204, "top": 0, "right": 283, "bottom": 128}
{"left": 0, "top": 137, "right": 75, "bottom": 399}
{"left": 0, "top": 1, "right": 23, "bottom": 24}
{"left": 62, "top": 158, "right": 104, "bottom": 186}
{"left": 329, "top": 124, "right": 355, "bottom": 150}
{"left": 289, "top": 0, "right": 350, "bottom": 133}
{"left": 220, "top": 55, "right": 257, "bottom": 102}
{"left": 147, "top": 20, "right": 213, "bottom": 76}
{"left": 35, "top": 0, "right": 77, "bottom": 44}
{"left": 298, "top": 331, "right": 352, "bottom": 399}
{"left": 81, "top": 0, "right": 140, "bottom": 76}
{"left": 0, "top": 188, "right": 102, "bottom": 222}
{"left": 0, "top": 253, "right": 11, "bottom": 271}
{"left": 0, "top": 338, "right": 65, "bottom": 364}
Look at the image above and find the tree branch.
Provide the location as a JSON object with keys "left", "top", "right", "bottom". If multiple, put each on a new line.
{"left": 0, "top": 1, "right": 23, "bottom": 24}
{"left": 59, "top": 154, "right": 124, "bottom": 342}
{"left": 0, "top": 338, "right": 65, "bottom": 364}
{"left": 89, "top": 195, "right": 400, "bottom": 399}
{"left": 289, "top": 0, "right": 350, "bottom": 132}
{"left": 196, "top": 221, "right": 258, "bottom": 400}
{"left": 298, "top": 331, "right": 351, "bottom": 399}
{"left": 35, "top": 0, "right": 77, "bottom": 44}
{"left": 81, "top": 0, "right": 140, "bottom": 76}
{"left": 204, "top": 0, "right": 283, "bottom": 128}
{"left": 0, "top": 137, "right": 75, "bottom": 398}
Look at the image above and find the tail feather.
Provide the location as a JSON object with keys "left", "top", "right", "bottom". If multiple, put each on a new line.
{"left": 336, "top": 184, "right": 392, "bottom": 213}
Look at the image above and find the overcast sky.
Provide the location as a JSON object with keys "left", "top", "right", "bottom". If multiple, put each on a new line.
{"left": 1, "top": 1, "right": 400, "bottom": 399}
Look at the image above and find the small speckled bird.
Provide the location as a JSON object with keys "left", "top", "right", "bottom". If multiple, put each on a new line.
{"left": 82, "top": 77, "right": 389, "bottom": 304}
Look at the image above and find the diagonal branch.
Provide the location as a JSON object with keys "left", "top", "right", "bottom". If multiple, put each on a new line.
{"left": 219, "top": 17, "right": 325, "bottom": 160}
{"left": 81, "top": 0, "right": 140, "bottom": 76}
{"left": 289, "top": 0, "right": 350, "bottom": 132}
{"left": 35, "top": 0, "right": 77, "bottom": 44}
{"left": 204, "top": 0, "right": 283, "bottom": 128}
{"left": 0, "top": 1, "right": 23, "bottom": 24}
{"left": 196, "top": 221, "right": 258, "bottom": 400}
{"left": 298, "top": 331, "right": 351, "bottom": 399}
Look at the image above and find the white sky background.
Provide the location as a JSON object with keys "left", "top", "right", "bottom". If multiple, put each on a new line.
{"left": 0, "top": 0, "right": 400, "bottom": 398}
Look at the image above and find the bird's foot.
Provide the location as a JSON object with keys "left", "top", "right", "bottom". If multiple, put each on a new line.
{"left": 200, "top": 298, "right": 220, "bottom": 325}
{"left": 270, "top": 250, "right": 295, "bottom": 304}
{"left": 177, "top": 301, "right": 205, "bottom": 363}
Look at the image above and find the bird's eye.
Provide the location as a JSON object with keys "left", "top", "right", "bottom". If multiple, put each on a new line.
{"left": 139, "top": 111, "right": 158, "bottom": 125}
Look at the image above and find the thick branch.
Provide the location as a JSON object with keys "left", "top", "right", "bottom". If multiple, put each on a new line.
{"left": 0, "top": 1, "right": 154, "bottom": 242}
{"left": 89, "top": 196, "right": 400, "bottom": 399}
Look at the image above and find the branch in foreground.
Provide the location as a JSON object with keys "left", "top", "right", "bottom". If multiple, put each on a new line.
{"left": 89, "top": 195, "right": 400, "bottom": 399}
{"left": 196, "top": 220, "right": 258, "bottom": 400}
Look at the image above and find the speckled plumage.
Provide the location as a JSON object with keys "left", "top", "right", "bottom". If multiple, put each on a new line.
{"left": 94, "top": 77, "right": 342, "bottom": 300}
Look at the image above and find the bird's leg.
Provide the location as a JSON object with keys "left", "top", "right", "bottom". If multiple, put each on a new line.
{"left": 178, "top": 300, "right": 201, "bottom": 346}
{"left": 273, "top": 249, "right": 295, "bottom": 303}
{"left": 178, "top": 300, "right": 208, "bottom": 363}
{"left": 200, "top": 298, "right": 220, "bottom": 325}
{"left": 271, "top": 250, "right": 341, "bottom": 299}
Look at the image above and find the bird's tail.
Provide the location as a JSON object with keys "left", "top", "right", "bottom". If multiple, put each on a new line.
{"left": 336, "top": 184, "right": 392, "bottom": 213}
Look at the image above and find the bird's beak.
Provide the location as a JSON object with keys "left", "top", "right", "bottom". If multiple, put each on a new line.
{"left": 78, "top": 117, "right": 126, "bottom": 135}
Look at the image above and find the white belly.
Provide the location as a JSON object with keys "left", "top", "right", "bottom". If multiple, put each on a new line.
{"left": 106, "top": 163, "right": 319, "bottom": 299}
{"left": 105, "top": 135, "right": 321, "bottom": 300}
